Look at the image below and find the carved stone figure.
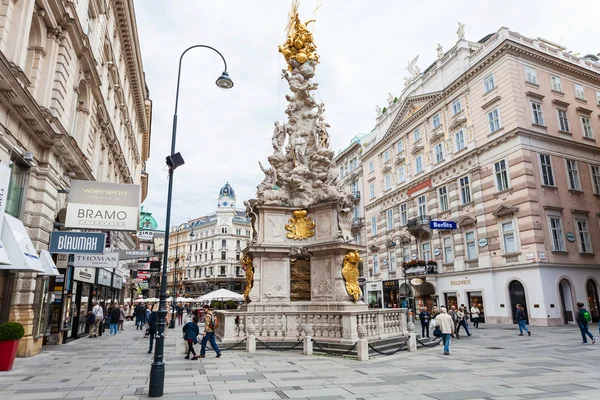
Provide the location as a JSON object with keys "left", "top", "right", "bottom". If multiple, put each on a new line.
{"left": 243, "top": 199, "right": 259, "bottom": 244}
{"left": 272, "top": 121, "right": 287, "bottom": 154}
{"left": 387, "top": 93, "right": 394, "bottom": 106}
{"left": 457, "top": 22, "right": 465, "bottom": 40}
{"left": 375, "top": 105, "right": 382, "bottom": 117}
{"left": 288, "top": 246, "right": 310, "bottom": 259}
{"left": 341, "top": 250, "right": 362, "bottom": 301}
{"left": 437, "top": 43, "right": 443, "bottom": 59}
{"left": 291, "top": 133, "right": 309, "bottom": 167}
{"left": 406, "top": 55, "right": 420, "bottom": 77}
{"left": 257, "top": 161, "right": 277, "bottom": 192}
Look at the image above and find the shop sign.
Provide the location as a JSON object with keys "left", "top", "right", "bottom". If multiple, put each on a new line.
{"left": 410, "top": 278, "right": 423, "bottom": 286}
{"left": 65, "top": 180, "right": 140, "bottom": 231}
{"left": 112, "top": 273, "right": 123, "bottom": 289}
{"left": 118, "top": 249, "right": 154, "bottom": 260}
{"left": 367, "top": 281, "right": 382, "bottom": 291}
{"left": 0, "top": 163, "right": 11, "bottom": 264}
{"left": 73, "top": 252, "right": 119, "bottom": 268}
{"left": 407, "top": 179, "right": 432, "bottom": 196}
{"left": 566, "top": 232, "right": 576, "bottom": 242}
{"left": 73, "top": 267, "right": 95, "bottom": 283}
{"left": 49, "top": 232, "right": 106, "bottom": 254}
{"left": 383, "top": 280, "right": 399, "bottom": 289}
{"left": 136, "top": 230, "right": 154, "bottom": 241}
{"left": 538, "top": 251, "right": 547, "bottom": 260}
{"left": 478, "top": 238, "right": 488, "bottom": 247}
{"left": 137, "top": 271, "right": 150, "bottom": 280}
{"left": 97, "top": 268, "right": 112, "bottom": 286}
{"left": 127, "top": 262, "right": 150, "bottom": 270}
{"left": 433, "top": 248, "right": 441, "bottom": 256}
{"left": 451, "top": 279, "right": 471, "bottom": 286}
{"left": 525, "top": 252, "right": 535, "bottom": 260}
{"left": 429, "top": 220, "right": 457, "bottom": 230}
{"left": 411, "top": 254, "right": 417, "bottom": 260}
{"left": 56, "top": 253, "right": 68, "bottom": 269}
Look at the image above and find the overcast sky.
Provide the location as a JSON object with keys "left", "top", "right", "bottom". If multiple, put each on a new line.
{"left": 134, "top": 0, "right": 598, "bottom": 229}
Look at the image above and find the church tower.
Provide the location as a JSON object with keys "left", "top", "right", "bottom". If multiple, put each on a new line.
{"left": 216, "top": 182, "right": 236, "bottom": 232}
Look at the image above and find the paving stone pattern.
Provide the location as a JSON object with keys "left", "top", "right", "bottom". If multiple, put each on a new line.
{"left": 0, "top": 320, "right": 599, "bottom": 399}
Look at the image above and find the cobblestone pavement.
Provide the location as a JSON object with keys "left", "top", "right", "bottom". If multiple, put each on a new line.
{"left": 0, "top": 320, "right": 599, "bottom": 400}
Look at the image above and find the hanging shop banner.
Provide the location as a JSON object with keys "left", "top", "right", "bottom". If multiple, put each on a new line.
{"left": 0, "top": 163, "right": 12, "bottom": 264}
{"left": 97, "top": 268, "right": 112, "bottom": 286}
{"left": 429, "top": 220, "right": 457, "bottom": 230}
{"left": 49, "top": 232, "right": 106, "bottom": 254}
{"left": 126, "top": 262, "right": 150, "bottom": 270}
{"left": 73, "top": 252, "right": 119, "bottom": 268}
{"left": 112, "top": 273, "right": 123, "bottom": 289}
{"left": 118, "top": 249, "right": 154, "bottom": 260}
{"left": 136, "top": 231, "right": 154, "bottom": 241}
{"left": 65, "top": 181, "right": 140, "bottom": 231}
{"left": 73, "top": 267, "right": 95, "bottom": 283}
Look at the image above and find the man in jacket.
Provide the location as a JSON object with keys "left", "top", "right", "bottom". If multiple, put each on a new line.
{"left": 110, "top": 303, "right": 120, "bottom": 335}
{"left": 147, "top": 306, "right": 158, "bottom": 354}
{"left": 199, "top": 305, "right": 221, "bottom": 358}
{"left": 436, "top": 307, "right": 454, "bottom": 355}
{"left": 89, "top": 301, "right": 103, "bottom": 338}
{"left": 456, "top": 307, "right": 472, "bottom": 337}
{"left": 135, "top": 303, "right": 146, "bottom": 330}
{"left": 419, "top": 307, "right": 431, "bottom": 338}
{"left": 515, "top": 304, "right": 531, "bottom": 336}
{"left": 448, "top": 305, "right": 460, "bottom": 338}
{"left": 575, "top": 302, "right": 595, "bottom": 344}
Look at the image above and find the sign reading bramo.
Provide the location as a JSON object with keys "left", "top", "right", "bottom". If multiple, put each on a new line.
{"left": 65, "top": 181, "right": 140, "bottom": 231}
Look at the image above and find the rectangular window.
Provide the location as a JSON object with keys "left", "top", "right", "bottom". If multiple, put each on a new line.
{"left": 6, "top": 159, "right": 29, "bottom": 218}
{"left": 388, "top": 250, "right": 396, "bottom": 273}
{"left": 236, "top": 239, "right": 241, "bottom": 247}
{"left": 502, "top": 221, "right": 517, "bottom": 254}
{"left": 397, "top": 140, "right": 404, "bottom": 154}
{"left": 557, "top": 109, "right": 569, "bottom": 132}
{"left": 432, "top": 113, "right": 441, "bottom": 129}
{"left": 548, "top": 216, "right": 565, "bottom": 252}
{"left": 576, "top": 218, "right": 592, "bottom": 253}
{"left": 383, "top": 150, "right": 390, "bottom": 162}
{"left": 400, "top": 203, "right": 408, "bottom": 225}
{"left": 443, "top": 237, "right": 454, "bottom": 263}
{"left": 597, "top": 91, "right": 600, "bottom": 106}
{"left": 438, "top": 186, "right": 449, "bottom": 212}
{"left": 418, "top": 195, "right": 427, "bottom": 217}
{"left": 566, "top": 159, "right": 581, "bottom": 190}
{"left": 373, "top": 255, "right": 379, "bottom": 274}
{"left": 455, "top": 129, "right": 465, "bottom": 151}
{"left": 413, "top": 128, "right": 421, "bottom": 142}
{"left": 484, "top": 73, "right": 495, "bottom": 93}
{"left": 368, "top": 162, "right": 374, "bottom": 173}
{"left": 551, "top": 76, "right": 562, "bottom": 92}
{"left": 371, "top": 216, "right": 377, "bottom": 236}
{"left": 369, "top": 184, "right": 375, "bottom": 199}
{"left": 525, "top": 66, "right": 537, "bottom": 84}
{"left": 581, "top": 116, "right": 593, "bottom": 138}
{"left": 403, "top": 246, "right": 410, "bottom": 263}
{"left": 397, "top": 165, "right": 405, "bottom": 183}
{"left": 452, "top": 98, "right": 462, "bottom": 115}
{"left": 221, "top": 239, "right": 226, "bottom": 247}
{"left": 591, "top": 165, "right": 600, "bottom": 194}
{"left": 415, "top": 155, "right": 423, "bottom": 174}
{"left": 434, "top": 143, "right": 444, "bottom": 163}
{"left": 494, "top": 160, "right": 510, "bottom": 191}
{"left": 575, "top": 83, "right": 585, "bottom": 100}
{"left": 539, "top": 154, "right": 555, "bottom": 186}
{"left": 221, "top": 251, "right": 226, "bottom": 260}
{"left": 488, "top": 108, "right": 501, "bottom": 133}
{"left": 421, "top": 242, "right": 431, "bottom": 261}
{"left": 459, "top": 176, "right": 471, "bottom": 204}
{"left": 349, "top": 158, "right": 357, "bottom": 171}
{"left": 531, "top": 101, "right": 544, "bottom": 125}
{"left": 386, "top": 209, "right": 394, "bottom": 230}
{"left": 236, "top": 252, "right": 240, "bottom": 261}
{"left": 220, "top": 266, "right": 226, "bottom": 275}
{"left": 384, "top": 174, "right": 392, "bottom": 190}
{"left": 465, "top": 231, "right": 477, "bottom": 259}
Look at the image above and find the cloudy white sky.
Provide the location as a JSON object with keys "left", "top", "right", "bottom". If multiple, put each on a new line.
{"left": 134, "top": 0, "right": 598, "bottom": 229}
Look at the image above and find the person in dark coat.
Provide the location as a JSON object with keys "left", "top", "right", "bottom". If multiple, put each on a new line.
{"left": 147, "top": 306, "right": 158, "bottom": 354}
{"left": 182, "top": 316, "right": 200, "bottom": 360}
{"left": 135, "top": 303, "right": 146, "bottom": 330}
{"left": 110, "top": 303, "right": 120, "bottom": 335}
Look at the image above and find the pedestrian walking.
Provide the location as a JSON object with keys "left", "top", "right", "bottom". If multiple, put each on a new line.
{"left": 575, "top": 302, "right": 595, "bottom": 344}
{"left": 470, "top": 303, "right": 480, "bottom": 328}
{"left": 89, "top": 301, "right": 103, "bottom": 338}
{"left": 448, "top": 305, "right": 460, "bottom": 338}
{"left": 177, "top": 303, "right": 184, "bottom": 325}
{"left": 436, "top": 307, "right": 454, "bottom": 355}
{"left": 182, "top": 316, "right": 200, "bottom": 360}
{"left": 119, "top": 305, "right": 126, "bottom": 331}
{"left": 135, "top": 303, "right": 145, "bottom": 329}
{"left": 199, "top": 305, "right": 221, "bottom": 358}
{"left": 456, "top": 307, "right": 472, "bottom": 337}
{"left": 98, "top": 302, "right": 107, "bottom": 336}
{"left": 147, "top": 306, "right": 158, "bottom": 354}
{"left": 515, "top": 304, "right": 531, "bottom": 336}
{"left": 110, "top": 303, "right": 120, "bottom": 335}
{"left": 144, "top": 304, "right": 152, "bottom": 337}
{"left": 419, "top": 307, "right": 431, "bottom": 338}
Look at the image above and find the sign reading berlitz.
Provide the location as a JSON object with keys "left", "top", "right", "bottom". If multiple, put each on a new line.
{"left": 65, "top": 181, "right": 140, "bottom": 231}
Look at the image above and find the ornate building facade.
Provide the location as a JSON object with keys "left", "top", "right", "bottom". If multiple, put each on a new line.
{"left": 0, "top": 0, "right": 151, "bottom": 356}
{"left": 361, "top": 26, "right": 600, "bottom": 325}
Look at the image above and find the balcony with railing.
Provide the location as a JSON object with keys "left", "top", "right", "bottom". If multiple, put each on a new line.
{"left": 351, "top": 217, "right": 365, "bottom": 229}
{"left": 352, "top": 191, "right": 361, "bottom": 203}
{"left": 406, "top": 215, "right": 431, "bottom": 235}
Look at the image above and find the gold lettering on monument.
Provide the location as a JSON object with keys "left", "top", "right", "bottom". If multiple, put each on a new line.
{"left": 290, "top": 258, "right": 311, "bottom": 301}
{"left": 285, "top": 210, "right": 315, "bottom": 240}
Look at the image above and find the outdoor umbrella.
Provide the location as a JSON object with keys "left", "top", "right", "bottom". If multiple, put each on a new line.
{"left": 199, "top": 288, "right": 243, "bottom": 302}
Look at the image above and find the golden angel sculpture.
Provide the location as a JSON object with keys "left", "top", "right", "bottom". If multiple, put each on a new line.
{"left": 240, "top": 254, "right": 254, "bottom": 303}
{"left": 342, "top": 250, "right": 363, "bottom": 301}
{"left": 278, "top": 0, "right": 319, "bottom": 69}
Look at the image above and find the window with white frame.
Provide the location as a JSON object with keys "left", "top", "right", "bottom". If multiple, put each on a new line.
{"left": 417, "top": 195, "right": 427, "bottom": 217}
{"left": 421, "top": 241, "right": 431, "bottom": 261}
{"left": 548, "top": 214, "right": 565, "bottom": 252}
{"left": 597, "top": 91, "right": 600, "bottom": 106}
{"left": 575, "top": 218, "right": 592, "bottom": 253}
{"left": 574, "top": 83, "right": 585, "bottom": 100}
{"left": 525, "top": 66, "right": 537, "bottom": 84}
{"left": 443, "top": 236, "right": 454, "bottom": 263}
{"left": 349, "top": 158, "right": 357, "bottom": 171}
{"left": 465, "top": 231, "right": 477, "bottom": 259}
{"left": 388, "top": 250, "right": 396, "bottom": 272}
{"left": 501, "top": 220, "right": 517, "bottom": 254}
{"left": 484, "top": 73, "right": 495, "bottom": 93}
{"left": 438, "top": 186, "right": 449, "bottom": 212}
{"left": 371, "top": 216, "right": 377, "bottom": 236}
{"left": 373, "top": 254, "right": 379, "bottom": 274}
{"left": 557, "top": 109, "right": 569, "bottom": 131}
{"left": 384, "top": 174, "right": 392, "bottom": 190}
{"left": 403, "top": 246, "right": 410, "bottom": 263}
{"left": 539, "top": 154, "right": 555, "bottom": 186}
{"left": 386, "top": 209, "right": 394, "bottom": 230}
{"left": 369, "top": 161, "right": 374, "bottom": 173}
{"left": 432, "top": 113, "right": 441, "bottom": 129}
{"left": 591, "top": 165, "right": 600, "bottom": 194}
{"left": 488, "top": 108, "right": 501, "bottom": 133}
{"left": 455, "top": 129, "right": 465, "bottom": 151}
{"left": 369, "top": 183, "right": 375, "bottom": 198}
{"left": 566, "top": 159, "right": 581, "bottom": 190}
{"left": 459, "top": 175, "right": 471, "bottom": 204}
{"left": 531, "top": 101, "right": 544, "bottom": 125}
{"left": 413, "top": 128, "right": 421, "bottom": 142}
{"left": 452, "top": 98, "right": 462, "bottom": 115}
{"left": 383, "top": 149, "right": 390, "bottom": 162}
{"left": 400, "top": 203, "right": 408, "bottom": 225}
{"left": 581, "top": 116, "right": 593, "bottom": 138}
{"left": 415, "top": 155, "right": 423, "bottom": 173}
{"left": 494, "top": 159, "right": 510, "bottom": 191}
{"left": 351, "top": 181, "right": 358, "bottom": 195}
{"left": 339, "top": 166, "right": 343, "bottom": 179}
{"left": 398, "top": 165, "right": 406, "bottom": 183}
{"left": 434, "top": 143, "right": 444, "bottom": 163}
{"left": 551, "top": 76, "right": 562, "bottom": 92}
{"left": 397, "top": 140, "right": 404, "bottom": 154}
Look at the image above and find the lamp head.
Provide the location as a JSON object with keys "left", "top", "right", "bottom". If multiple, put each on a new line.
{"left": 215, "top": 71, "right": 234, "bottom": 89}
{"left": 189, "top": 231, "right": 195, "bottom": 238}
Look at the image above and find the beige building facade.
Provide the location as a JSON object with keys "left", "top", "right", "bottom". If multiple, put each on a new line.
{"left": 361, "top": 27, "right": 600, "bottom": 326}
{"left": 0, "top": 0, "right": 151, "bottom": 355}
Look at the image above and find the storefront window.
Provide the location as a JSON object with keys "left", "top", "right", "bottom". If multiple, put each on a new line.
{"left": 32, "top": 277, "right": 50, "bottom": 338}
{"left": 444, "top": 292, "right": 458, "bottom": 308}
{"left": 383, "top": 280, "right": 399, "bottom": 307}
{"left": 467, "top": 291, "right": 485, "bottom": 324}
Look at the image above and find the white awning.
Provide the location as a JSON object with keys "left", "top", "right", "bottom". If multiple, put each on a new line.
{"left": 200, "top": 288, "right": 243, "bottom": 301}
{"left": 39, "top": 250, "right": 60, "bottom": 276}
{"left": 0, "top": 213, "right": 44, "bottom": 273}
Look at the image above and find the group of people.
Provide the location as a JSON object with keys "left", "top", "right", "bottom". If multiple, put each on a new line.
{"left": 181, "top": 305, "right": 221, "bottom": 359}
{"left": 419, "top": 304, "right": 478, "bottom": 340}
{"left": 87, "top": 301, "right": 126, "bottom": 337}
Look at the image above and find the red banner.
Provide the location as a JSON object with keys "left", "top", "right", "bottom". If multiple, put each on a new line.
{"left": 407, "top": 179, "right": 432, "bottom": 196}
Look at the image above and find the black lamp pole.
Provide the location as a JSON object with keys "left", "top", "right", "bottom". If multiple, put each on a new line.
{"left": 148, "top": 45, "right": 233, "bottom": 398}
{"left": 169, "top": 223, "right": 194, "bottom": 329}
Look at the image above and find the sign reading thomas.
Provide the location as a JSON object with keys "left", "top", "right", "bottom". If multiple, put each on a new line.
{"left": 65, "top": 181, "right": 140, "bottom": 231}
{"left": 429, "top": 220, "right": 457, "bottom": 230}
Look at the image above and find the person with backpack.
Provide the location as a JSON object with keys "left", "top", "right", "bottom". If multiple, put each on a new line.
{"left": 515, "top": 304, "right": 531, "bottom": 336}
{"left": 575, "top": 302, "right": 595, "bottom": 344}
{"left": 147, "top": 305, "right": 158, "bottom": 354}
{"left": 199, "top": 305, "right": 221, "bottom": 358}
{"left": 182, "top": 316, "right": 200, "bottom": 360}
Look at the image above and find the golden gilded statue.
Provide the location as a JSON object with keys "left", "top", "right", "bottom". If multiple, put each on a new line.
{"left": 240, "top": 254, "right": 254, "bottom": 303}
{"left": 278, "top": 0, "right": 320, "bottom": 69}
{"left": 285, "top": 210, "right": 315, "bottom": 240}
{"left": 342, "top": 250, "right": 363, "bottom": 301}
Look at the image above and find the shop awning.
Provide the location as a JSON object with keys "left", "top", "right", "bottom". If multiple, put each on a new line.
{"left": 39, "top": 250, "right": 60, "bottom": 276}
{"left": 0, "top": 214, "right": 44, "bottom": 273}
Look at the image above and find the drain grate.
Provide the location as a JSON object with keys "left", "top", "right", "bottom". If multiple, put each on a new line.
{"left": 486, "top": 347, "right": 504, "bottom": 350}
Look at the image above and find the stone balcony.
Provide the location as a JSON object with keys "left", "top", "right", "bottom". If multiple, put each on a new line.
{"left": 406, "top": 215, "right": 431, "bottom": 236}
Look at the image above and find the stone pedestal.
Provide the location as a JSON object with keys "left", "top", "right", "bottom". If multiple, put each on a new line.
{"left": 357, "top": 338, "right": 369, "bottom": 361}
{"left": 246, "top": 335, "right": 256, "bottom": 353}
{"left": 303, "top": 335, "right": 313, "bottom": 355}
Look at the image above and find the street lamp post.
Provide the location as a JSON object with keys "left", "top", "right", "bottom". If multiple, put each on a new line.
{"left": 169, "top": 223, "right": 195, "bottom": 329}
{"left": 148, "top": 45, "right": 233, "bottom": 398}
